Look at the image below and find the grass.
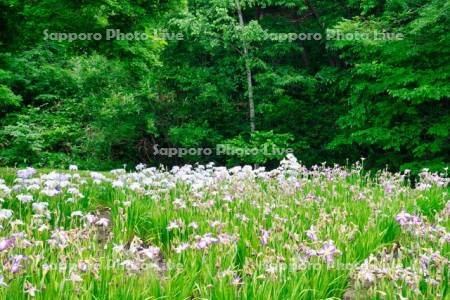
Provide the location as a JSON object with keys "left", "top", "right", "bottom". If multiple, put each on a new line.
{"left": 0, "top": 157, "right": 448, "bottom": 299}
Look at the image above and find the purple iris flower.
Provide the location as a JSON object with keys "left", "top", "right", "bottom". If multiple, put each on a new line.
{"left": 0, "top": 238, "right": 14, "bottom": 252}
{"left": 17, "top": 167, "right": 36, "bottom": 179}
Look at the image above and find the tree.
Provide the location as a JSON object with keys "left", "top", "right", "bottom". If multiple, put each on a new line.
{"left": 235, "top": 0, "right": 256, "bottom": 133}
{"left": 328, "top": 0, "right": 450, "bottom": 172}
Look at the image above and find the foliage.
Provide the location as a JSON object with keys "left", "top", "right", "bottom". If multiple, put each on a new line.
{"left": 327, "top": 0, "right": 450, "bottom": 171}
{"left": 223, "top": 130, "right": 294, "bottom": 165}
{"left": 0, "top": 158, "right": 448, "bottom": 299}
{"left": 0, "top": 0, "right": 448, "bottom": 172}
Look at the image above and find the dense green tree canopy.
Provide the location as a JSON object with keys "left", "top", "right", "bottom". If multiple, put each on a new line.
{"left": 0, "top": 0, "right": 448, "bottom": 172}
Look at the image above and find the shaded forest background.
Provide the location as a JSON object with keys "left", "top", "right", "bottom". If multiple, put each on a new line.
{"left": 0, "top": 0, "right": 448, "bottom": 172}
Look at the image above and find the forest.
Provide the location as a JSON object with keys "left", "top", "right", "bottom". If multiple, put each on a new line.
{"left": 0, "top": 1, "right": 449, "bottom": 299}
{"left": 0, "top": 0, "right": 449, "bottom": 171}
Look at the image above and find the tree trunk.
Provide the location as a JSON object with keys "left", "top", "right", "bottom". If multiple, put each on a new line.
{"left": 235, "top": 0, "right": 255, "bottom": 133}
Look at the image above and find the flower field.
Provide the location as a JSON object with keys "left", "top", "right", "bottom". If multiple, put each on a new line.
{"left": 0, "top": 155, "right": 448, "bottom": 299}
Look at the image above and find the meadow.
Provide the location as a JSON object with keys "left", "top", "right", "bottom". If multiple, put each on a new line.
{"left": 0, "top": 155, "right": 448, "bottom": 299}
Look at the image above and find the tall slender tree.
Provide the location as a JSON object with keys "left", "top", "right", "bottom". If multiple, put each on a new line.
{"left": 235, "top": 0, "right": 255, "bottom": 133}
